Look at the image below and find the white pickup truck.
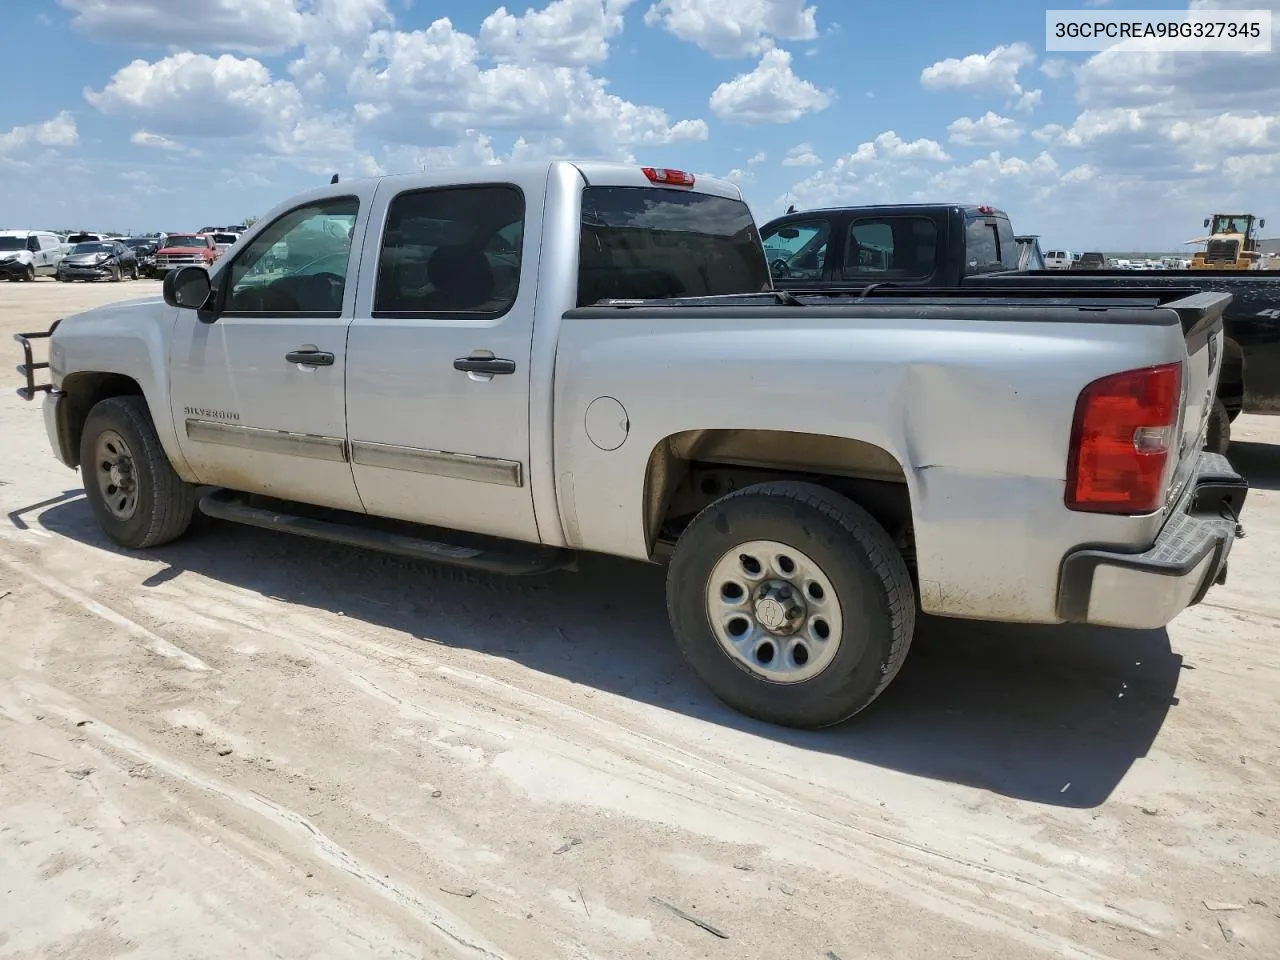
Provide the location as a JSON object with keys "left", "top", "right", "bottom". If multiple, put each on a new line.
{"left": 16, "top": 161, "right": 1248, "bottom": 728}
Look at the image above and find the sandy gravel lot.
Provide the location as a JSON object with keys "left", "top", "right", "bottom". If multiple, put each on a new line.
{"left": 2, "top": 279, "right": 1278, "bottom": 960}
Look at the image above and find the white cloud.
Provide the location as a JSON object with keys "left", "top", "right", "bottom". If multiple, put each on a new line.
{"left": 747, "top": 150, "right": 767, "bottom": 165}
{"left": 920, "top": 42, "right": 1036, "bottom": 95}
{"left": 780, "top": 130, "right": 951, "bottom": 208}
{"left": 926, "top": 149, "right": 1059, "bottom": 197}
{"left": 781, "top": 142, "right": 821, "bottom": 166}
{"left": 948, "top": 111, "right": 1022, "bottom": 146}
{"left": 348, "top": 18, "right": 709, "bottom": 157}
{"left": 1015, "top": 89, "right": 1042, "bottom": 112}
{"left": 0, "top": 111, "right": 79, "bottom": 156}
{"left": 1039, "top": 58, "right": 1071, "bottom": 79}
{"left": 708, "top": 48, "right": 831, "bottom": 123}
{"left": 58, "top": 0, "right": 308, "bottom": 53}
{"left": 480, "top": 0, "right": 634, "bottom": 66}
{"left": 87, "top": 53, "right": 304, "bottom": 138}
{"left": 1169, "top": 112, "right": 1278, "bottom": 152}
{"left": 1033, "top": 108, "right": 1148, "bottom": 147}
{"left": 131, "top": 129, "right": 191, "bottom": 152}
{"left": 643, "top": 0, "right": 818, "bottom": 58}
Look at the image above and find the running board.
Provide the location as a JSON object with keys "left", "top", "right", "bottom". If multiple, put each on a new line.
{"left": 197, "top": 488, "right": 576, "bottom": 576}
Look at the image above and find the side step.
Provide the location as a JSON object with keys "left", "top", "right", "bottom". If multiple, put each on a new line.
{"left": 197, "top": 488, "right": 577, "bottom": 576}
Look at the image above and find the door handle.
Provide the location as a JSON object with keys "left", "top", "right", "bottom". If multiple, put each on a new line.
{"left": 286, "top": 349, "right": 334, "bottom": 367}
{"left": 453, "top": 356, "right": 516, "bottom": 375}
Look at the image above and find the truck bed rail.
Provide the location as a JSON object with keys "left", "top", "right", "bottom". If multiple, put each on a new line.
{"left": 14, "top": 329, "right": 54, "bottom": 401}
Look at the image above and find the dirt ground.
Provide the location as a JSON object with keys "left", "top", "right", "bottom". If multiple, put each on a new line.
{"left": 1, "top": 279, "right": 1278, "bottom": 960}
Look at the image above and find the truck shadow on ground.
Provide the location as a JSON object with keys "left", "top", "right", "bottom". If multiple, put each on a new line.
{"left": 1228, "top": 440, "right": 1280, "bottom": 492}
{"left": 28, "top": 494, "right": 1184, "bottom": 811}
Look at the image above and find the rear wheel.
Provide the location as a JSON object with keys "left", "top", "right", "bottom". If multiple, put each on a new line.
{"left": 129, "top": 262, "right": 139, "bottom": 280}
{"left": 79, "top": 396, "right": 198, "bottom": 549}
{"left": 1205, "top": 398, "right": 1231, "bottom": 455}
{"left": 666, "top": 481, "right": 916, "bottom": 729}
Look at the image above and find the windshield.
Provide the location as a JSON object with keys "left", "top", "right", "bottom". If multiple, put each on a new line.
{"left": 577, "top": 186, "right": 769, "bottom": 305}
{"left": 0, "top": 237, "right": 27, "bottom": 251}
{"left": 212, "top": 234, "right": 238, "bottom": 244}
{"left": 71, "top": 242, "right": 113, "bottom": 255}
{"left": 164, "top": 236, "right": 205, "bottom": 247}
{"left": 1211, "top": 215, "right": 1253, "bottom": 236}
{"left": 123, "top": 238, "right": 155, "bottom": 249}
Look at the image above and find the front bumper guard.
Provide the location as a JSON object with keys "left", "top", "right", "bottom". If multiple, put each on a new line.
{"left": 15, "top": 326, "right": 55, "bottom": 401}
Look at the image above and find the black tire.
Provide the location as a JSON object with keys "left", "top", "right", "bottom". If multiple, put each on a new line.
{"left": 79, "top": 396, "right": 198, "bottom": 549}
{"left": 1205, "top": 398, "right": 1231, "bottom": 455}
{"left": 110, "top": 263, "right": 121, "bottom": 282}
{"left": 666, "top": 480, "right": 916, "bottom": 729}
{"left": 24, "top": 263, "right": 36, "bottom": 282}
{"left": 130, "top": 263, "right": 139, "bottom": 280}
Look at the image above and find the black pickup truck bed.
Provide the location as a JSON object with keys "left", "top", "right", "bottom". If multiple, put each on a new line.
{"left": 983, "top": 270, "right": 1280, "bottom": 420}
{"left": 757, "top": 205, "right": 1280, "bottom": 430}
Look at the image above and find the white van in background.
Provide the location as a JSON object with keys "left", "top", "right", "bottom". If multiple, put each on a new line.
{"left": 1042, "top": 249, "right": 1076, "bottom": 270}
{"left": 0, "top": 230, "right": 66, "bottom": 281}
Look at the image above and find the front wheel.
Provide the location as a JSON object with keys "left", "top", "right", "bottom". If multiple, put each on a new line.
{"left": 24, "top": 264, "right": 36, "bottom": 282}
{"left": 130, "top": 263, "right": 139, "bottom": 280}
{"left": 79, "top": 396, "right": 198, "bottom": 549}
{"left": 109, "top": 263, "right": 122, "bottom": 282}
{"left": 666, "top": 481, "right": 916, "bottom": 728}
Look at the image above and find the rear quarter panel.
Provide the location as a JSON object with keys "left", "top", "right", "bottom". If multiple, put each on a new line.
{"left": 553, "top": 307, "right": 1194, "bottom": 623}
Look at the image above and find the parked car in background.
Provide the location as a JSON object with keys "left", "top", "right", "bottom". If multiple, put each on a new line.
{"left": 1014, "top": 234, "right": 1046, "bottom": 271}
{"left": 210, "top": 232, "right": 240, "bottom": 257}
{"left": 1042, "top": 249, "right": 1076, "bottom": 270}
{"left": 0, "top": 230, "right": 65, "bottom": 281}
{"left": 761, "top": 203, "right": 1280, "bottom": 453}
{"left": 150, "top": 233, "right": 218, "bottom": 277}
{"left": 122, "top": 237, "right": 160, "bottom": 277}
{"left": 57, "top": 239, "right": 139, "bottom": 282}
{"left": 64, "top": 232, "right": 104, "bottom": 248}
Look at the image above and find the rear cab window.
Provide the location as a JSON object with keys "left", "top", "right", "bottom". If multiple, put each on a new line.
{"left": 577, "top": 186, "right": 769, "bottom": 305}
{"left": 963, "top": 214, "right": 1015, "bottom": 275}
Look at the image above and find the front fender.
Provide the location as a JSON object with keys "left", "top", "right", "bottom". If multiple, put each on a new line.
{"left": 50, "top": 297, "right": 193, "bottom": 480}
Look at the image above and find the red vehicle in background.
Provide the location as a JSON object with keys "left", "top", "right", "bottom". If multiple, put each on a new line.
{"left": 149, "top": 233, "right": 218, "bottom": 278}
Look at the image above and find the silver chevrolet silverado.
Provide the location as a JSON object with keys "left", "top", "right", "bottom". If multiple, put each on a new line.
{"left": 15, "top": 161, "right": 1248, "bottom": 728}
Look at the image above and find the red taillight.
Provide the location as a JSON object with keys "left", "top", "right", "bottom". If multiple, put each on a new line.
{"left": 1066, "top": 362, "right": 1183, "bottom": 514}
{"left": 977, "top": 205, "right": 995, "bottom": 215}
{"left": 642, "top": 167, "right": 695, "bottom": 187}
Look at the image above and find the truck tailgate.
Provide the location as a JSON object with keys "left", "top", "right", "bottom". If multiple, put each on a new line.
{"left": 1167, "top": 293, "right": 1231, "bottom": 508}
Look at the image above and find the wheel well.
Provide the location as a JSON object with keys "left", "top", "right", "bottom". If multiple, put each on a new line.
{"left": 57, "top": 372, "right": 145, "bottom": 468}
{"left": 1218, "top": 337, "right": 1244, "bottom": 416}
{"left": 644, "top": 429, "right": 913, "bottom": 563}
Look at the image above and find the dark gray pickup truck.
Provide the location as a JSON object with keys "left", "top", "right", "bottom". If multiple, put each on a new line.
{"left": 759, "top": 203, "right": 1280, "bottom": 452}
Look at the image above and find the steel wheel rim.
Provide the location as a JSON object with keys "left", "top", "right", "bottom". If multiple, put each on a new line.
{"left": 705, "top": 539, "right": 843, "bottom": 684}
{"left": 94, "top": 429, "right": 140, "bottom": 521}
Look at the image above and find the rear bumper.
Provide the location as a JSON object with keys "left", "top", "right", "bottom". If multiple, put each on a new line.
{"left": 1057, "top": 452, "right": 1247, "bottom": 629}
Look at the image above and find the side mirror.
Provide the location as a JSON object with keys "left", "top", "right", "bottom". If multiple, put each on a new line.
{"left": 777, "top": 227, "right": 800, "bottom": 240}
{"left": 1203, "top": 218, "right": 1211, "bottom": 228}
{"left": 1261, "top": 218, "right": 1266, "bottom": 229}
{"left": 164, "top": 265, "right": 213, "bottom": 315}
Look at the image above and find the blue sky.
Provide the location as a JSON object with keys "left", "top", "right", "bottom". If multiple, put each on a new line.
{"left": 1, "top": 0, "right": 1277, "bottom": 249}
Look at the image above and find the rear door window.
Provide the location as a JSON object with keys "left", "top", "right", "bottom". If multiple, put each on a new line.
{"left": 374, "top": 184, "right": 524, "bottom": 317}
{"left": 843, "top": 217, "right": 937, "bottom": 280}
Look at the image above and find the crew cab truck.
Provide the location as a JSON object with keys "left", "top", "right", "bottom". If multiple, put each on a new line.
{"left": 15, "top": 162, "right": 1247, "bottom": 729}
{"left": 759, "top": 203, "right": 1280, "bottom": 453}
